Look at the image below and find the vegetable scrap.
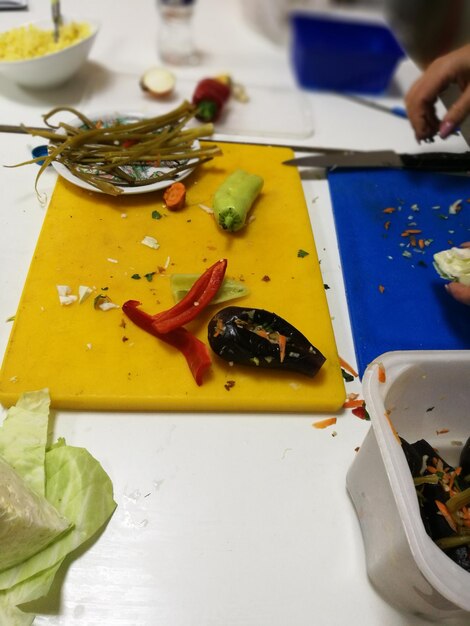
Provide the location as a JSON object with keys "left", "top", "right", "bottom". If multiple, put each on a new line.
{"left": 163, "top": 181, "right": 186, "bottom": 211}
{"left": 224, "top": 380, "right": 236, "bottom": 391}
{"left": 433, "top": 246, "right": 470, "bottom": 285}
{"left": 377, "top": 362, "right": 386, "bottom": 383}
{"left": 123, "top": 259, "right": 227, "bottom": 385}
{"left": 192, "top": 77, "right": 231, "bottom": 122}
{"left": 0, "top": 389, "right": 116, "bottom": 624}
{"left": 212, "top": 169, "right": 264, "bottom": 232}
{"left": 339, "top": 356, "right": 358, "bottom": 378}
{"left": 297, "top": 249, "right": 309, "bottom": 258}
{"left": 141, "top": 235, "right": 160, "bottom": 250}
{"left": 140, "top": 66, "right": 176, "bottom": 98}
{"left": 313, "top": 417, "right": 337, "bottom": 429}
{"left": 152, "top": 210, "right": 162, "bottom": 220}
{"left": 170, "top": 273, "right": 249, "bottom": 305}
{"left": 207, "top": 306, "right": 326, "bottom": 378}
{"left": 9, "top": 103, "right": 222, "bottom": 196}
{"left": 401, "top": 436, "right": 470, "bottom": 572}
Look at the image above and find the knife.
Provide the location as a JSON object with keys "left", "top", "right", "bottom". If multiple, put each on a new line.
{"left": 283, "top": 150, "right": 470, "bottom": 172}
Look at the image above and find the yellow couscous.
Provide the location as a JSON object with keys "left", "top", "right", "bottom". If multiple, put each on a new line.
{"left": 0, "top": 22, "right": 91, "bottom": 61}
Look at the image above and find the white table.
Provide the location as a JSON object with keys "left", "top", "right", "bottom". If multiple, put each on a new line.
{"left": 0, "top": 2, "right": 467, "bottom": 625}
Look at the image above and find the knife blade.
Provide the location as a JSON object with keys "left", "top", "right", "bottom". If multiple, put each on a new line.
{"left": 283, "top": 150, "right": 470, "bottom": 172}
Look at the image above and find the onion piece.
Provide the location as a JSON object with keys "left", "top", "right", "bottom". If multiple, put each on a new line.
{"left": 140, "top": 67, "right": 176, "bottom": 98}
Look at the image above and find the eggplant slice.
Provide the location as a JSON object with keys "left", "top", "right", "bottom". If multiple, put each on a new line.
{"left": 208, "top": 306, "right": 325, "bottom": 377}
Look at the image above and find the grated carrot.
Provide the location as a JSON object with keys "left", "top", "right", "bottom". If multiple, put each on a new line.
{"left": 339, "top": 356, "right": 358, "bottom": 378}
{"left": 377, "top": 362, "right": 386, "bottom": 383}
{"left": 435, "top": 500, "right": 458, "bottom": 532}
{"left": 384, "top": 221, "right": 391, "bottom": 230}
{"left": 378, "top": 284, "right": 385, "bottom": 293}
{"left": 383, "top": 207, "right": 396, "bottom": 213}
{"left": 343, "top": 399, "right": 364, "bottom": 409}
{"left": 312, "top": 417, "right": 337, "bottom": 429}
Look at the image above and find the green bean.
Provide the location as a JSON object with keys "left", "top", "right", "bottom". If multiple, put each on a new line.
{"left": 11, "top": 103, "right": 220, "bottom": 195}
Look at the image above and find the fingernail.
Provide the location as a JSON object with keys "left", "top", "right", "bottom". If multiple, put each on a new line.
{"left": 439, "top": 120, "right": 455, "bottom": 139}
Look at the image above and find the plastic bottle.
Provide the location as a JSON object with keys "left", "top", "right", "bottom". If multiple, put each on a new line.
{"left": 157, "top": 0, "right": 199, "bottom": 66}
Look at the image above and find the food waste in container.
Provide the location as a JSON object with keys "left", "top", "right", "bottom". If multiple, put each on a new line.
{"left": 347, "top": 350, "right": 470, "bottom": 623}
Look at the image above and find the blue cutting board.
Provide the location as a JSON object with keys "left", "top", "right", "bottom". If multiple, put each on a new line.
{"left": 328, "top": 169, "right": 470, "bottom": 377}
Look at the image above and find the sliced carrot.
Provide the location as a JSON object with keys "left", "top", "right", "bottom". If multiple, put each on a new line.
{"left": 418, "top": 239, "right": 425, "bottom": 249}
{"left": 163, "top": 181, "right": 186, "bottom": 211}
{"left": 339, "top": 356, "right": 358, "bottom": 378}
{"left": 343, "top": 399, "right": 364, "bottom": 409}
{"left": 435, "top": 500, "right": 458, "bottom": 532}
{"left": 383, "top": 207, "right": 396, "bottom": 213}
{"left": 313, "top": 417, "right": 337, "bottom": 429}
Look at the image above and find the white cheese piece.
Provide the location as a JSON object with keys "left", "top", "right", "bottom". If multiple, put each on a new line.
{"left": 107, "top": 258, "right": 119, "bottom": 263}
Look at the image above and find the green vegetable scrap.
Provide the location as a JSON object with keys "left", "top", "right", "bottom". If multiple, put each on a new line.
{"left": 297, "top": 249, "right": 309, "bottom": 258}
{"left": 212, "top": 169, "right": 263, "bottom": 232}
{"left": 170, "top": 273, "right": 249, "bottom": 304}
{"left": 0, "top": 389, "right": 116, "bottom": 625}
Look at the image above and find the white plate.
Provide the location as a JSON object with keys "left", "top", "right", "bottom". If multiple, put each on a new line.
{"left": 50, "top": 111, "right": 199, "bottom": 195}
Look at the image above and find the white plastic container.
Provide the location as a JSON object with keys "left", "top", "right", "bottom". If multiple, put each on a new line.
{"left": 347, "top": 350, "right": 470, "bottom": 623}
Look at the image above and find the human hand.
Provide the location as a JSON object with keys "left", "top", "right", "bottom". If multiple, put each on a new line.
{"left": 444, "top": 242, "right": 470, "bottom": 306}
{"left": 405, "top": 44, "right": 470, "bottom": 141}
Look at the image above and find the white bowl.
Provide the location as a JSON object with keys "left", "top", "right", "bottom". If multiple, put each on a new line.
{"left": 0, "top": 18, "right": 99, "bottom": 89}
{"left": 347, "top": 350, "right": 470, "bottom": 623}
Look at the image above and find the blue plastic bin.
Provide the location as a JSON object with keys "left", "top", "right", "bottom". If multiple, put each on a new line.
{"left": 290, "top": 13, "right": 404, "bottom": 94}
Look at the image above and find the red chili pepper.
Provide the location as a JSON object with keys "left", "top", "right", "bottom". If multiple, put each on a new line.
{"left": 152, "top": 258, "right": 227, "bottom": 333}
{"left": 122, "top": 300, "right": 211, "bottom": 386}
{"left": 192, "top": 78, "right": 231, "bottom": 122}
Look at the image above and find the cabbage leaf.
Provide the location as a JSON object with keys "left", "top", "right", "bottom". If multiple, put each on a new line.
{"left": 0, "top": 390, "right": 116, "bottom": 624}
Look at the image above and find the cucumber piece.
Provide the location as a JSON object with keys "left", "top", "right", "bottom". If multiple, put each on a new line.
{"left": 170, "top": 274, "right": 250, "bottom": 304}
{"left": 212, "top": 169, "right": 263, "bottom": 232}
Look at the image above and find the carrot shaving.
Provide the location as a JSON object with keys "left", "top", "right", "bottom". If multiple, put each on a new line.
{"left": 339, "top": 356, "right": 358, "bottom": 378}
{"left": 418, "top": 238, "right": 425, "bottom": 249}
{"left": 426, "top": 465, "right": 438, "bottom": 474}
{"left": 313, "top": 417, "right": 337, "bottom": 429}
{"left": 384, "top": 221, "right": 391, "bottom": 230}
{"left": 377, "top": 363, "right": 386, "bottom": 383}
{"left": 343, "top": 399, "right": 364, "bottom": 409}
{"left": 378, "top": 284, "right": 385, "bottom": 293}
{"left": 383, "top": 207, "right": 396, "bottom": 213}
{"left": 277, "top": 333, "right": 286, "bottom": 363}
{"left": 435, "top": 500, "right": 458, "bottom": 532}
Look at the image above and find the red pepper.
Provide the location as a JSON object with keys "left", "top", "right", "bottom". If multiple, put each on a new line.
{"left": 192, "top": 78, "right": 231, "bottom": 122}
{"left": 152, "top": 258, "right": 227, "bottom": 334}
{"left": 122, "top": 300, "right": 211, "bottom": 386}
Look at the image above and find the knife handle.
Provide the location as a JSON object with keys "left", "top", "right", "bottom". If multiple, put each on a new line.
{"left": 401, "top": 152, "right": 470, "bottom": 172}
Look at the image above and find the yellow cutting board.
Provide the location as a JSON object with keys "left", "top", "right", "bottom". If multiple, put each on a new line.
{"left": 0, "top": 143, "right": 345, "bottom": 412}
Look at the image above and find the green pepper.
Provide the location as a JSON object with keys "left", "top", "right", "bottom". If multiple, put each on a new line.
{"left": 212, "top": 169, "right": 263, "bottom": 232}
